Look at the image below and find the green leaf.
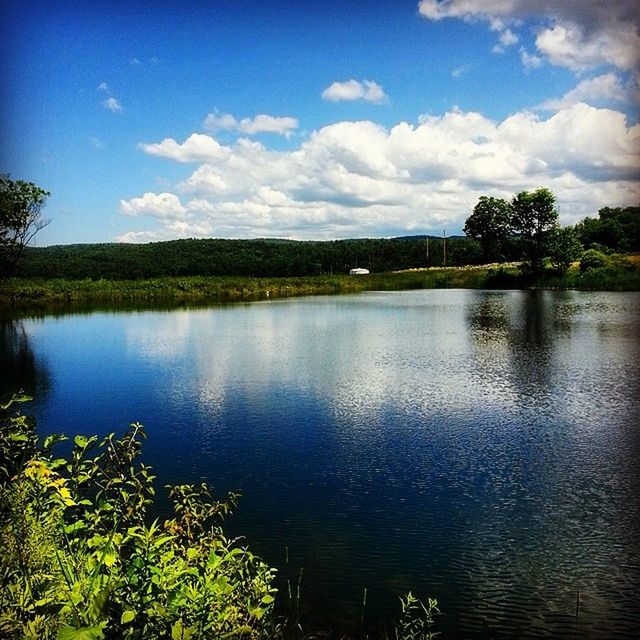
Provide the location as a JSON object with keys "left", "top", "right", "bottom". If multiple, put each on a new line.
{"left": 251, "top": 606, "right": 265, "bottom": 619}
{"left": 186, "top": 547, "right": 198, "bottom": 561}
{"left": 64, "top": 521, "right": 87, "bottom": 535}
{"left": 222, "top": 626, "right": 253, "bottom": 638}
{"left": 87, "top": 586, "right": 111, "bottom": 624}
{"left": 261, "top": 594, "right": 275, "bottom": 604}
{"left": 57, "top": 622, "right": 106, "bottom": 640}
{"left": 120, "top": 610, "right": 136, "bottom": 624}
{"left": 101, "top": 548, "right": 117, "bottom": 567}
{"left": 171, "top": 620, "right": 195, "bottom": 640}
{"left": 74, "top": 435, "right": 89, "bottom": 448}
{"left": 44, "top": 434, "right": 68, "bottom": 449}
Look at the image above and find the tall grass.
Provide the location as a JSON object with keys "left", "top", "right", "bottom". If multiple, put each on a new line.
{"left": 1, "top": 257, "right": 638, "bottom": 312}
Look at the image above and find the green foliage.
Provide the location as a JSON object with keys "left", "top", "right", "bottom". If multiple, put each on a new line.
{"left": 13, "top": 236, "right": 481, "bottom": 280}
{"left": 0, "top": 176, "right": 50, "bottom": 277}
{"left": 393, "top": 592, "right": 439, "bottom": 640}
{"left": 0, "top": 393, "right": 38, "bottom": 483}
{"left": 0, "top": 267, "right": 502, "bottom": 309}
{"left": 462, "top": 187, "right": 622, "bottom": 278}
{"left": 510, "top": 187, "right": 559, "bottom": 274}
{"left": 580, "top": 248, "right": 608, "bottom": 272}
{"left": 0, "top": 395, "right": 276, "bottom": 639}
{"left": 547, "top": 226, "right": 583, "bottom": 273}
{"left": 463, "top": 196, "right": 512, "bottom": 261}
{"left": 575, "top": 206, "right": 640, "bottom": 253}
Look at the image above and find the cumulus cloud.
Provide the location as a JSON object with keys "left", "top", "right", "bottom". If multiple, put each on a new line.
{"left": 322, "top": 79, "right": 388, "bottom": 103}
{"left": 118, "top": 103, "right": 640, "bottom": 242}
{"left": 139, "top": 133, "right": 229, "bottom": 163}
{"left": 540, "top": 73, "right": 629, "bottom": 110}
{"left": 418, "top": 0, "right": 640, "bottom": 72}
{"left": 203, "top": 111, "right": 298, "bottom": 137}
{"left": 119, "top": 192, "right": 187, "bottom": 219}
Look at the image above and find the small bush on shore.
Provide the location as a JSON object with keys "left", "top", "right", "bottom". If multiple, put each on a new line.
{"left": 580, "top": 249, "right": 608, "bottom": 272}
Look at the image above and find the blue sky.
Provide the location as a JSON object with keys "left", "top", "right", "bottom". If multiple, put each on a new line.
{"left": 1, "top": 0, "right": 638, "bottom": 245}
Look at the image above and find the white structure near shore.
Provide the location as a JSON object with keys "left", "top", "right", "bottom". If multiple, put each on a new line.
{"left": 349, "top": 268, "right": 370, "bottom": 275}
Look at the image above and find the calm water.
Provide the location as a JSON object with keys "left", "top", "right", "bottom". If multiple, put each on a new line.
{"left": 3, "top": 290, "right": 640, "bottom": 638}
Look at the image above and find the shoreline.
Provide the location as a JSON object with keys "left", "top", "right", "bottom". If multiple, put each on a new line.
{"left": 1, "top": 260, "right": 639, "bottom": 313}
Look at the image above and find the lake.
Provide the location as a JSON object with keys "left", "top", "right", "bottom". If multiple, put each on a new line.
{"left": 2, "top": 289, "right": 639, "bottom": 638}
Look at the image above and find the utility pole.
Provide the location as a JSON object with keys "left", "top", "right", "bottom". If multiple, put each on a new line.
{"left": 443, "top": 229, "right": 447, "bottom": 267}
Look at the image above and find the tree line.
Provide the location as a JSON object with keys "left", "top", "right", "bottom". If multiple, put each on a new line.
{"left": 13, "top": 236, "right": 482, "bottom": 279}
{"left": 1, "top": 175, "right": 638, "bottom": 280}
{"left": 464, "top": 187, "right": 639, "bottom": 274}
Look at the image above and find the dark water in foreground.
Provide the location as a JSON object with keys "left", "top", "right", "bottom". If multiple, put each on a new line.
{"left": 3, "top": 289, "right": 640, "bottom": 638}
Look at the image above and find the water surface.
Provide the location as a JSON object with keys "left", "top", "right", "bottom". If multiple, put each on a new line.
{"left": 3, "top": 290, "right": 639, "bottom": 638}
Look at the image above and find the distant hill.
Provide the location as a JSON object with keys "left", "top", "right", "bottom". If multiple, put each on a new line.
{"left": 16, "top": 236, "right": 485, "bottom": 279}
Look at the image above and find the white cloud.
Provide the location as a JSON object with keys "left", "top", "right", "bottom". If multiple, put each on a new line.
{"left": 103, "top": 96, "right": 122, "bottom": 113}
{"left": 123, "top": 103, "right": 640, "bottom": 242}
{"left": 129, "top": 58, "right": 141, "bottom": 66}
{"left": 203, "top": 111, "right": 238, "bottom": 131}
{"left": 203, "top": 111, "right": 298, "bottom": 137}
{"left": 322, "top": 79, "right": 388, "bottom": 103}
{"left": 492, "top": 27, "right": 518, "bottom": 53}
{"left": 535, "top": 22, "right": 640, "bottom": 73}
{"left": 520, "top": 47, "right": 542, "bottom": 70}
{"left": 238, "top": 114, "right": 299, "bottom": 137}
{"left": 418, "top": 0, "right": 640, "bottom": 72}
{"left": 499, "top": 28, "right": 518, "bottom": 47}
{"left": 540, "top": 73, "right": 628, "bottom": 110}
{"left": 139, "top": 133, "right": 229, "bottom": 163}
{"left": 98, "top": 82, "right": 123, "bottom": 112}
{"left": 451, "top": 64, "right": 471, "bottom": 78}
{"left": 119, "top": 192, "right": 187, "bottom": 219}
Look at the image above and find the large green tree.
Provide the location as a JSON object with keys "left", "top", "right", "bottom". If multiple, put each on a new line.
{"left": 547, "top": 226, "right": 583, "bottom": 273}
{"left": 510, "top": 187, "right": 558, "bottom": 273}
{"left": 0, "top": 175, "right": 50, "bottom": 277}
{"left": 463, "top": 195, "right": 512, "bottom": 262}
{"left": 575, "top": 205, "right": 640, "bottom": 252}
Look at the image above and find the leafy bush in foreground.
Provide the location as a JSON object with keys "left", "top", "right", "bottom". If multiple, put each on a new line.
{"left": 0, "top": 395, "right": 276, "bottom": 640}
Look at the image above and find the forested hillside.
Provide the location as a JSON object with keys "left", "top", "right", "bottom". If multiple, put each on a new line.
{"left": 16, "top": 236, "right": 486, "bottom": 279}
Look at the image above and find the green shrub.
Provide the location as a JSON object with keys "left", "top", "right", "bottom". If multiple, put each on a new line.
{"left": 580, "top": 249, "right": 608, "bottom": 272}
{"left": 0, "top": 395, "right": 276, "bottom": 640}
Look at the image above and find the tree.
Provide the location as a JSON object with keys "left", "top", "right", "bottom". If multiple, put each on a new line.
{"left": 547, "top": 226, "right": 583, "bottom": 273}
{"left": 0, "top": 175, "right": 50, "bottom": 276}
{"left": 510, "top": 187, "right": 558, "bottom": 273}
{"left": 463, "top": 196, "right": 512, "bottom": 262}
{"left": 574, "top": 215, "right": 624, "bottom": 251}
{"left": 596, "top": 206, "right": 640, "bottom": 252}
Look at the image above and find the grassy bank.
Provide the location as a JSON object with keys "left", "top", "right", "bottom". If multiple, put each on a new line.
{"left": 1, "top": 258, "right": 639, "bottom": 311}
{"left": 0, "top": 267, "right": 495, "bottom": 310}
